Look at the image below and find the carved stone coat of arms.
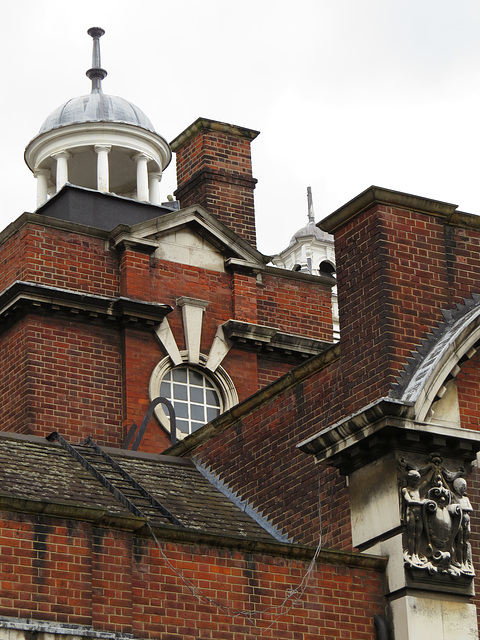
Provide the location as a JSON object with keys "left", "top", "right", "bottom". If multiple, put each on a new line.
{"left": 400, "top": 454, "right": 474, "bottom": 578}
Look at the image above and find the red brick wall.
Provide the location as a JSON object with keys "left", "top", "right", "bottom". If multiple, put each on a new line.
{"left": 0, "top": 510, "right": 385, "bottom": 639}
{"left": 0, "top": 514, "right": 92, "bottom": 625}
{"left": 442, "top": 222, "right": 480, "bottom": 302}
{"left": 232, "top": 272, "right": 258, "bottom": 323}
{"left": 0, "top": 315, "right": 123, "bottom": 445}
{"left": 257, "top": 360, "right": 294, "bottom": 388}
{"left": 258, "top": 273, "right": 333, "bottom": 342}
{"left": 457, "top": 350, "right": 480, "bottom": 432}
{"left": 119, "top": 248, "right": 152, "bottom": 300}
{"left": 194, "top": 356, "right": 351, "bottom": 548}
{"left": 0, "top": 227, "right": 26, "bottom": 292}
{"left": 0, "top": 319, "right": 32, "bottom": 434}
{"left": 220, "top": 349, "right": 259, "bottom": 402}
{"left": 334, "top": 205, "right": 453, "bottom": 416}
{"left": 92, "top": 527, "right": 133, "bottom": 630}
{"left": 147, "top": 258, "right": 330, "bottom": 407}
{"left": 150, "top": 259, "right": 233, "bottom": 351}
{"left": 133, "top": 540, "right": 383, "bottom": 639}
{"left": 149, "top": 260, "right": 333, "bottom": 348}
{"left": 330, "top": 202, "right": 480, "bottom": 422}
{"left": 122, "top": 326, "right": 170, "bottom": 452}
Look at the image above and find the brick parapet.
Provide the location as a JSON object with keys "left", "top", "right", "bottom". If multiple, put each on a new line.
{"left": 320, "top": 185, "right": 459, "bottom": 234}
{"left": 0, "top": 220, "right": 119, "bottom": 299}
{"left": 258, "top": 271, "right": 333, "bottom": 342}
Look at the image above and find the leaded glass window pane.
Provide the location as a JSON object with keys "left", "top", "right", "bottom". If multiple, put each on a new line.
{"left": 160, "top": 366, "right": 222, "bottom": 436}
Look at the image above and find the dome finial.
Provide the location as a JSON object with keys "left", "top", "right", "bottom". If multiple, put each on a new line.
{"left": 86, "top": 27, "right": 107, "bottom": 93}
{"left": 307, "top": 186, "right": 315, "bottom": 223}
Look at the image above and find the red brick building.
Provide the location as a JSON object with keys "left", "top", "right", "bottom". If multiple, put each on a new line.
{"left": 1, "top": 27, "right": 480, "bottom": 640}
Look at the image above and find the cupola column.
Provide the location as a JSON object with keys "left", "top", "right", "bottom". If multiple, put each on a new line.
{"left": 95, "top": 144, "right": 111, "bottom": 192}
{"left": 34, "top": 169, "right": 50, "bottom": 207}
{"left": 148, "top": 171, "right": 162, "bottom": 205}
{"left": 52, "top": 151, "right": 71, "bottom": 192}
{"left": 134, "top": 153, "right": 150, "bottom": 202}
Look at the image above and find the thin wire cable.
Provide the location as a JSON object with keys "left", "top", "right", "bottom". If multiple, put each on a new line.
{"left": 145, "top": 465, "right": 324, "bottom": 629}
{"left": 142, "top": 365, "right": 339, "bottom": 626}
{"left": 261, "top": 467, "right": 324, "bottom": 631}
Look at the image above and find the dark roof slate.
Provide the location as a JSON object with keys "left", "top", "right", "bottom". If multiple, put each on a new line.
{"left": 0, "top": 437, "right": 130, "bottom": 516}
{"left": 0, "top": 434, "right": 274, "bottom": 543}
{"left": 115, "top": 454, "right": 264, "bottom": 537}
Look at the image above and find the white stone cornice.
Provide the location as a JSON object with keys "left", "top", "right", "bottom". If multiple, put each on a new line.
{"left": 25, "top": 121, "right": 171, "bottom": 174}
{"left": 130, "top": 205, "right": 268, "bottom": 266}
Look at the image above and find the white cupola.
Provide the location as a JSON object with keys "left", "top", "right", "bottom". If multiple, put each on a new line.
{"left": 24, "top": 27, "right": 171, "bottom": 208}
{"left": 271, "top": 187, "right": 339, "bottom": 341}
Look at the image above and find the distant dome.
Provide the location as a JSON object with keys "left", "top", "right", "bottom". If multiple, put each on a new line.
{"left": 289, "top": 221, "right": 333, "bottom": 246}
{"left": 39, "top": 92, "right": 156, "bottom": 135}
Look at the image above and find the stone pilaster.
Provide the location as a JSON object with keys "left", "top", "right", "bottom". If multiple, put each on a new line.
{"left": 298, "top": 398, "right": 480, "bottom": 640}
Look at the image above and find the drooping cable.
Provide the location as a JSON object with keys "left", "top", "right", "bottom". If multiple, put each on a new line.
{"left": 144, "top": 464, "right": 324, "bottom": 629}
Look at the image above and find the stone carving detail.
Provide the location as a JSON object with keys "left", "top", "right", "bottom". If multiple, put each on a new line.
{"left": 400, "top": 454, "right": 474, "bottom": 578}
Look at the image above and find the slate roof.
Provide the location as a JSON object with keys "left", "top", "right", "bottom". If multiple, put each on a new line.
{"left": 0, "top": 433, "right": 274, "bottom": 542}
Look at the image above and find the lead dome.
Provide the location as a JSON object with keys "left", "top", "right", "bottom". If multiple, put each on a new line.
{"left": 38, "top": 93, "right": 156, "bottom": 135}
{"left": 289, "top": 219, "right": 333, "bottom": 245}
{"left": 25, "top": 27, "right": 171, "bottom": 208}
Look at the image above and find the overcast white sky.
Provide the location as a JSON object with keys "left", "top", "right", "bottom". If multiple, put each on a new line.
{"left": 3, "top": 0, "right": 480, "bottom": 255}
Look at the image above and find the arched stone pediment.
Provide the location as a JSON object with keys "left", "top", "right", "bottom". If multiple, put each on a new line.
{"left": 392, "top": 295, "right": 480, "bottom": 422}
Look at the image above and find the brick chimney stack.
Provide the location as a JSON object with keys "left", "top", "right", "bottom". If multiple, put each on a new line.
{"left": 319, "top": 186, "right": 463, "bottom": 416}
{"left": 170, "top": 118, "right": 259, "bottom": 246}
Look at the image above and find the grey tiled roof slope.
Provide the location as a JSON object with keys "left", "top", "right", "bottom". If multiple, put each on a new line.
{"left": 391, "top": 293, "right": 480, "bottom": 398}
{"left": 0, "top": 437, "right": 131, "bottom": 516}
{"left": 0, "top": 433, "right": 274, "bottom": 542}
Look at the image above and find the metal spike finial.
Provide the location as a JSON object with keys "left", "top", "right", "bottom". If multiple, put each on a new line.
{"left": 307, "top": 186, "right": 315, "bottom": 223}
{"left": 86, "top": 27, "right": 107, "bottom": 93}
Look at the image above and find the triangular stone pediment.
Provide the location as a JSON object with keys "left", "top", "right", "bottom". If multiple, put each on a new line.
{"left": 129, "top": 205, "right": 268, "bottom": 271}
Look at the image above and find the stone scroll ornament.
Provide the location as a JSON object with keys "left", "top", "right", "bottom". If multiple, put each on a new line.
{"left": 400, "top": 454, "right": 474, "bottom": 577}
